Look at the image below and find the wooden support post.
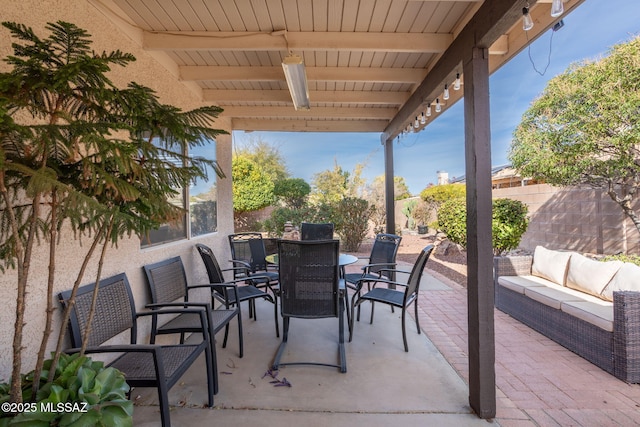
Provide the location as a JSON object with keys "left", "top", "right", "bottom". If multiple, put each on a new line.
{"left": 384, "top": 137, "right": 396, "bottom": 235}
{"left": 463, "top": 47, "right": 496, "bottom": 419}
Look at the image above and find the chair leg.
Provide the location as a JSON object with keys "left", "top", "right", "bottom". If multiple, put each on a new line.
{"left": 401, "top": 307, "right": 409, "bottom": 352}
{"left": 272, "top": 295, "right": 280, "bottom": 338}
{"left": 237, "top": 308, "right": 244, "bottom": 358}
{"left": 206, "top": 335, "right": 218, "bottom": 397}
{"left": 339, "top": 296, "right": 347, "bottom": 373}
{"left": 271, "top": 317, "right": 289, "bottom": 370}
{"left": 414, "top": 299, "right": 421, "bottom": 335}
{"left": 222, "top": 323, "right": 230, "bottom": 349}
{"left": 369, "top": 301, "right": 376, "bottom": 324}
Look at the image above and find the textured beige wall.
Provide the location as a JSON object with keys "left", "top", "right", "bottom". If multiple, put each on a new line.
{"left": 494, "top": 184, "right": 640, "bottom": 255}
{"left": 0, "top": 0, "right": 234, "bottom": 381}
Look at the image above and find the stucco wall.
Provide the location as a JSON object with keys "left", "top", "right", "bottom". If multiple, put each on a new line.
{"left": 0, "top": 0, "right": 235, "bottom": 381}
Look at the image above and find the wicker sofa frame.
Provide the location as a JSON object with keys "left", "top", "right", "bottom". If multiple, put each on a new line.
{"left": 494, "top": 255, "right": 640, "bottom": 383}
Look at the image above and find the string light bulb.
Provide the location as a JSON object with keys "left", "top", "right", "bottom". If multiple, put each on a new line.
{"left": 414, "top": 116, "right": 420, "bottom": 129}
{"left": 435, "top": 98, "right": 441, "bottom": 113}
{"left": 550, "top": 0, "right": 564, "bottom": 17}
{"left": 522, "top": 6, "right": 534, "bottom": 31}
{"left": 454, "top": 73, "right": 461, "bottom": 91}
{"left": 420, "top": 111, "right": 427, "bottom": 125}
{"left": 443, "top": 84, "right": 450, "bottom": 100}
{"left": 426, "top": 104, "right": 432, "bottom": 117}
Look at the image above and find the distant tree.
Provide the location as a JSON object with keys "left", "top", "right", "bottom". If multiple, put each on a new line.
{"left": 273, "top": 177, "right": 310, "bottom": 209}
{"left": 363, "top": 175, "right": 411, "bottom": 233}
{"left": 235, "top": 137, "right": 289, "bottom": 183}
{"left": 310, "top": 161, "right": 350, "bottom": 204}
{"left": 509, "top": 36, "right": 640, "bottom": 237}
{"left": 231, "top": 156, "right": 274, "bottom": 212}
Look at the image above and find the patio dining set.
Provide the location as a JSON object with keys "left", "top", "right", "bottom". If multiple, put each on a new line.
{"left": 57, "top": 225, "right": 434, "bottom": 427}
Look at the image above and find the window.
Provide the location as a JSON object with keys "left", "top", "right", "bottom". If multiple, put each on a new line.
{"left": 141, "top": 140, "right": 218, "bottom": 248}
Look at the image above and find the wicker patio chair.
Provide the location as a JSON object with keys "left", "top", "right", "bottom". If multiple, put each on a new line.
{"left": 196, "top": 243, "right": 279, "bottom": 338}
{"left": 272, "top": 239, "right": 346, "bottom": 373}
{"left": 300, "top": 222, "right": 334, "bottom": 240}
{"left": 350, "top": 245, "right": 434, "bottom": 352}
{"left": 58, "top": 273, "right": 214, "bottom": 427}
{"left": 343, "top": 233, "right": 402, "bottom": 320}
{"left": 142, "top": 256, "right": 242, "bottom": 395}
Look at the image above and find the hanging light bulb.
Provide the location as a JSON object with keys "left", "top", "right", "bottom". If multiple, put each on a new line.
{"left": 454, "top": 73, "right": 461, "bottom": 91}
{"left": 522, "top": 6, "right": 534, "bottom": 31}
{"left": 443, "top": 84, "right": 450, "bottom": 100}
{"left": 550, "top": 0, "right": 564, "bottom": 17}
{"left": 414, "top": 116, "right": 419, "bottom": 129}
{"left": 426, "top": 104, "right": 432, "bottom": 117}
{"left": 435, "top": 98, "right": 441, "bottom": 113}
{"left": 420, "top": 111, "right": 426, "bottom": 125}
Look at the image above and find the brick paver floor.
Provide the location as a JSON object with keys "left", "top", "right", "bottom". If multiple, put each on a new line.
{"left": 418, "top": 269, "right": 640, "bottom": 426}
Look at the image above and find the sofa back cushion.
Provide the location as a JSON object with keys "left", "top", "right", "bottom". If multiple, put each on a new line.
{"left": 531, "top": 246, "right": 572, "bottom": 286}
{"left": 565, "top": 253, "right": 623, "bottom": 297}
{"left": 600, "top": 262, "right": 640, "bottom": 302}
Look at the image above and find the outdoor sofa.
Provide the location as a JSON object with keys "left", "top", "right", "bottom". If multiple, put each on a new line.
{"left": 494, "top": 246, "right": 640, "bottom": 383}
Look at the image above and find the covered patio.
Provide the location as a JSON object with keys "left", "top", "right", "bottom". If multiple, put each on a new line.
{"left": 131, "top": 259, "right": 640, "bottom": 426}
{"left": 1, "top": 0, "right": 594, "bottom": 424}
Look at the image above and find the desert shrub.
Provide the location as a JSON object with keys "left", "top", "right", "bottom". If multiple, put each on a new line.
{"left": 420, "top": 183, "right": 466, "bottom": 205}
{"left": 437, "top": 198, "right": 529, "bottom": 255}
{"left": 437, "top": 198, "right": 468, "bottom": 247}
{"left": 492, "top": 198, "right": 529, "bottom": 255}
{"left": 333, "top": 197, "right": 372, "bottom": 252}
{"left": 601, "top": 254, "right": 640, "bottom": 266}
{"left": 273, "top": 178, "right": 311, "bottom": 209}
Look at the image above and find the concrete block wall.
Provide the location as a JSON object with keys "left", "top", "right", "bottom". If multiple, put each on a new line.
{"left": 494, "top": 184, "right": 640, "bottom": 255}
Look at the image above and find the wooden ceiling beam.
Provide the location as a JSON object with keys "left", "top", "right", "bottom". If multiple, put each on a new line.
{"left": 232, "top": 118, "right": 387, "bottom": 133}
{"left": 205, "top": 89, "right": 409, "bottom": 104}
{"left": 383, "top": 0, "right": 537, "bottom": 141}
{"left": 143, "top": 31, "right": 452, "bottom": 53}
{"left": 181, "top": 66, "right": 426, "bottom": 83}
{"left": 221, "top": 106, "right": 397, "bottom": 120}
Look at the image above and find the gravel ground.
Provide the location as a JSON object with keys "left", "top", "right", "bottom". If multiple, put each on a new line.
{"left": 351, "top": 233, "right": 468, "bottom": 287}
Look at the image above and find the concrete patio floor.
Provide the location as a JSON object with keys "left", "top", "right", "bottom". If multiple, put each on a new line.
{"left": 132, "top": 259, "right": 640, "bottom": 426}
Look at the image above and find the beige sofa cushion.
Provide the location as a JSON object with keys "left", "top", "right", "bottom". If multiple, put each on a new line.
{"left": 565, "top": 253, "right": 623, "bottom": 297}
{"left": 531, "top": 246, "right": 572, "bottom": 286}
{"left": 498, "top": 275, "right": 553, "bottom": 294}
{"left": 523, "top": 281, "right": 605, "bottom": 310}
{"left": 561, "top": 300, "right": 614, "bottom": 332}
{"left": 601, "top": 262, "right": 640, "bottom": 302}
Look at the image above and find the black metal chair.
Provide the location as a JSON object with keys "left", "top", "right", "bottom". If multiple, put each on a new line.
{"left": 343, "top": 233, "right": 402, "bottom": 320}
{"left": 350, "top": 245, "right": 434, "bottom": 352}
{"left": 228, "top": 232, "right": 280, "bottom": 288}
{"left": 142, "top": 256, "right": 242, "bottom": 395}
{"left": 196, "top": 243, "right": 279, "bottom": 337}
{"left": 272, "top": 239, "right": 346, "bottom": 373}
{"left": 58, "top": 273, "right": 214, "bottom": 427}
{"left": 300, "top": 222, "right": 334, "bottom": 240}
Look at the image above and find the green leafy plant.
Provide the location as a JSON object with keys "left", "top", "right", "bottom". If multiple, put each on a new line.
{"left": 231, "top": 156, "right": 274, "bottom": 213}
{"left": 437, "top": 198, "right": 529, "bottom": 255}
{"left": 273, "top": 178, "right": 311, "bottom": 209}
{"left": 333, "top": 197, "right": 372, "bottom": 252}
{"left": 601, "top": 254, "right": 640, "bottom": 266}
{"left": 0, "top": 20, "right": 224, "bottom": 405}
{"left": 0, "top": 353, "right": 132, "bottom": 426}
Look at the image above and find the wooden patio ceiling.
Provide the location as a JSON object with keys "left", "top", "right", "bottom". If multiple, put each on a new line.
{"left": 92, "top": 0, "right": 582, "bottom": 139}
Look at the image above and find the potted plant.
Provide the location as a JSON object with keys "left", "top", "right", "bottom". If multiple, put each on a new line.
{"left": 412, "top": 201, "right": 432, "bottom": 234}
{"left": 0, "top": 20, "right": 225, "bottom": 420}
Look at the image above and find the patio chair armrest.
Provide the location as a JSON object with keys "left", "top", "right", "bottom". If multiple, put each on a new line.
{"left": 65, "top": 344, "right": 160, "bottom": 355}
{"left": 230, "top": 259, "right": 251, "bottom": 270}
{"left": 146, "top": 302, "right": 212, "bottom": 310}
{"left": 357, "top": 277, "right": 409, "bottom": 289}
{"left": 377, "top": 268, "right": 411, "bottom": 276}
{"left": 187, "top": 282, "right": 241, "bottom": 305}
{"left": 361, "top": 262, "right": 397, "bottom": 273}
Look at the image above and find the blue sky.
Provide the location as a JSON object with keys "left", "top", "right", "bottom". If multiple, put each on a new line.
{"left": 231, "top": 0, "right": 640, "bottom": 195}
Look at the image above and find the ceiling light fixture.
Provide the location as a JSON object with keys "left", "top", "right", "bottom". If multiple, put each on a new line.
{"left": 454, "top": 73, "right": 461, "bottom": 91}
{"left": 522, "top": 5, "right": 534, "bottom": 31}
{"left": 550, "top": 0, "right": 564, "bottom": 17}
{"left": 282, "top": 54, "right": 310, "bottom": 110}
